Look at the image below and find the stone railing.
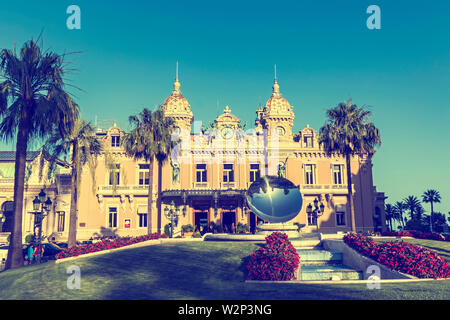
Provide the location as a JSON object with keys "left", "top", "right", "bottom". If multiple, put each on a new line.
{"left": 220, "top": 182, "right": 236, "bottom": 189}
{"left": 0, "top": 178, "right": 14, "bottom": 184}
{"left": 97, "top": 185, "right": 149, "bottom": 195}
{"left": 192, "top": 182, "right": 209, "bottom": 189}
{"left": 300, "top": 184, "right": 353, "bottom": 194}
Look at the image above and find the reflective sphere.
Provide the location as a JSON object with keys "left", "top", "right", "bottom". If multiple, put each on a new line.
{"left": 246, "top": 176, "right": 303, "bottom": 223}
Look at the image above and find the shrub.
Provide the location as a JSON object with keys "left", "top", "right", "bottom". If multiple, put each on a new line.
{"left": 246, "top": 232, "right": 300, "bottom": 281}
{"left": 24, "top": 234, "right": 34, "bottom": 244}
{"left": 56, "top": 233, "right": 167, "bottom": 259}
{"left": 236, "top": 223, "right": 249, "bottom": 234}
{"left": 182, "top": 224, "right": 194, "bottom": 233}
{"left": 344, "top": 233, "right": 450, "bottom": 279}
{"left": 192, "top": 232, "right": 202, "bottom": 238}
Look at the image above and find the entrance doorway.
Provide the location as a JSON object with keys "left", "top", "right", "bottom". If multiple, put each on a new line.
{"left": 194, "top": 211, "right": 208, "bottom": 233}
{"left": 0, "top": 202, "right": 13, "bottom": 233}
{"left": 249, "top": 211, "right": 264, "bottom": 234}
{"left": 222, "top": 211, "right": 236, "bottom": 233}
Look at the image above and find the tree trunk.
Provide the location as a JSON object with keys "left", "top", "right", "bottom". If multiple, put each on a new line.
{"left": 430, "top": 201, "right": 434, "bottom": 233}
{"left": 346, "top": 154, "right": 356, "bottom": 232}
{"left": 5, "top": 110, "right": 29, "bottom": 270}
{"left": 157, "top": 158, "right": 163, "bottom": 235}
{"left": 68, "top": 141, "right": 78, "bottom": 248}
{"left": 147, "top": 158, "right": 154, "bottom": 234}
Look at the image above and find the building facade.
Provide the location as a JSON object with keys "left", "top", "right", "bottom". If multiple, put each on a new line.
{"left": 0, "top": 73, "right": 387, "bottom": 242}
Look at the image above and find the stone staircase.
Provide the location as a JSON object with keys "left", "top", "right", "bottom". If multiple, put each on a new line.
{"left": 291, "top": 234, "right": 363, "bottom": 281}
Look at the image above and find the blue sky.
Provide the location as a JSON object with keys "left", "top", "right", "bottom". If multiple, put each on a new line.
{"left": 0, "top": 0, "right": 449, "bottom": 215}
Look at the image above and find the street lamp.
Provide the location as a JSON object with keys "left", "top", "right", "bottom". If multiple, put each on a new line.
{"left": 31, "top": 189, "right": 52, "bottom": 264}
{"left": 306, "top": 197, "right": 325, "bottom": 233}
{"left": 164, "top": 200, "right": 180, "bottom": 238}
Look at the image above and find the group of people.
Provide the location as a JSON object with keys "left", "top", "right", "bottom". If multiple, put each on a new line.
{"left": 24, "top": 244, "right": 44, "bottom": 265}
{"left": 194, "top": 222, "right": 237, "bottom": 235}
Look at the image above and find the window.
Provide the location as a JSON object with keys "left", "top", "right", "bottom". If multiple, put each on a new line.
{"left": 57, "top": 211, "right": 65, "bottom": 232}
{"left": 332, "top": 164, "right": 343, "bottom": 185}
{"left": 304, "top": 136, "right": 313, "bottom": 148}
{"left": 111, "top": 135, "right": 120, "bottom": 147}
{"left": 223, "top": 164, "right": 234, "bottom": 182}
{"left": 196, "top": 164, "right": 207, "bottom": 182}
{"left": 137, "top": 206, "right": 147, "bottom": 228}
{"left": 109, "top": 164, "right": 120, "bottom": 185}
{"left": 138, "top": 164, "right": 150, "bottom": 185}
{"left": 336, "top": 205, "right": 346, "bottom": 226}
{"left": 249, "top": 164, "right": 260, "bottom": 182}
{"left": 304, "top": 164, "right": 316, "bottom": 185}
{"left": 108, "top": 207, "right": 118, "bottom": 228}
{"left": 276, "top": 126, "right": 285, "bottom": 136}
{"left": 138, "top": 213, "right": 147, "bottom": 228}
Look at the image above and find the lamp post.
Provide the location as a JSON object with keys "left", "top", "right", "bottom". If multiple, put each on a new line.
{"left": 31, "top": 189, "right": 52, "bottom": 264}
{"left": 164, "top": 200, "right": 180, "bottom": 238}
{"left": 306, "top": 197, "right": 325, "bottom": 233}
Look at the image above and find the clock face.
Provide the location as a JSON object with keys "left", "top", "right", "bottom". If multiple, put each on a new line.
{"left": 221, "top": 127, "right": 233, "bottom": 139}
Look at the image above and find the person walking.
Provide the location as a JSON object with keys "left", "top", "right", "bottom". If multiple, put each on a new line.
{"left": 26, "top": 245, "right": 34, "bottom": 265}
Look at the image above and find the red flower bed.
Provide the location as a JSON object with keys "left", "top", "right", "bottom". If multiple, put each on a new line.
{"left": 56, "top": 233, "right": 167, "bottom": 259}
{"left": 246, "top": 232, "right": 300, "bottom": 281}
{"left": 381, "top": 231, "right": 450, "bottom": 242}
{"left": 344, "top": 233, "right": 450, "bottom": 279}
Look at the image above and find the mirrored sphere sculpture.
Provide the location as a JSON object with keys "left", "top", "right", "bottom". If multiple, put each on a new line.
{"left": 246, "top": 176, "right": 303, "bottom": 223}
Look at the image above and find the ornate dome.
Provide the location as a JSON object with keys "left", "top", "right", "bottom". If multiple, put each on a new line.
{"left": 263, "top": 78, "right": 294, "bottom": 116}
{"left": 161, "top": 63, "right": 193, "bottom": 119}
{"left": 260, "top": 67, "right": 295, "bottom": 139}
{"left": 161, "top": 81, "right": 193, "bottom": 116}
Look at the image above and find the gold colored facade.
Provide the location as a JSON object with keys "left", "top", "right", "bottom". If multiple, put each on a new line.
{"left": 0, "top": 71, "right": 387, "bottom": 242}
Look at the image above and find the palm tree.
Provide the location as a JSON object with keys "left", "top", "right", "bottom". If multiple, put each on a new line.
{"left": 385, "top": 203, "right": 394, "bottom": 231}
{"left": 41, "top": 119, "right": 102, "bottom": 247}
{"left": 122, "top": 107, "right": 177, "bottom": 234}
{"left": 422, "top": 189, "right": 441, "bottom": 233}
{"left": 393, "top": 201, "right": 407, "bottom": 229}
{"left": 318, "top": 100, "right": 381, "bottom": 232}
{"left": 0, "top": 40, "right": 78, "bottom": 269}
{"left": 403, "top": 195, "right": 422, "bottom": 220}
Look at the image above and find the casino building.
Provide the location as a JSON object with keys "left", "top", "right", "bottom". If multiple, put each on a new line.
{"left": 0, "top": 70, "right": 387, "bottom": 242}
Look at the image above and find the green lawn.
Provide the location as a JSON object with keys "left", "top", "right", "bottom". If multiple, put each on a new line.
{"left": 0, "top": 240, "right": 449, "bottom": 300}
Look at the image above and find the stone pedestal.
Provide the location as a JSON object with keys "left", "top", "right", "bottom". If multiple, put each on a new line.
{"left": 255, "top": 223, "right": 300, "bottom": 239}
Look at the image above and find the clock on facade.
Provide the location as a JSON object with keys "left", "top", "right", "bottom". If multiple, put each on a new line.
{"left": 221, "top": 127, "right": 234, "bottom": 139}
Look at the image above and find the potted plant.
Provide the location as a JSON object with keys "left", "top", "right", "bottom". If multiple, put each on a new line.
{"left": 181, "top": 224, "right": 194, "bottom": 238}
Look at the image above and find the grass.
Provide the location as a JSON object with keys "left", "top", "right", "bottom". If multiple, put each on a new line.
{"left": 0, "top": 240, "right": 449, "bottom": 300}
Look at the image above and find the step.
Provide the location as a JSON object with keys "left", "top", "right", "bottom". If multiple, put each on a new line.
{"left": 298, "top": 233, "right": 321, "bottom": 239}
{"left": 290, "top": 239, "right": 322, "bottom": 249}
{"left": 300, "top": 264, "right": 363, "bottom": 281}
{"left": 296, "top": 249, "right": 342, "bottom": 264}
